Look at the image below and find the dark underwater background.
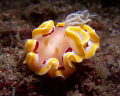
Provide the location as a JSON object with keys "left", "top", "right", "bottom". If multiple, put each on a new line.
{"left": 0, "top": 0, "right": 120, "bottom": 96}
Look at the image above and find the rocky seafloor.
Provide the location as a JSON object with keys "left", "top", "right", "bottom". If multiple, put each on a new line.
{"left": 0, "top": 0, "right": 120, "bottom": 96}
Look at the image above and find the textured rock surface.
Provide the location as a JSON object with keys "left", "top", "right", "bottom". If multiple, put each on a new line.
{"left": 0, "top": 0, "right": 120, "bottom": 95}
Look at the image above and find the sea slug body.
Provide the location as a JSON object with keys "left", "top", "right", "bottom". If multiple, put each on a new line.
{"left": 24, "top": 10, "right": 99, "bottom": 80}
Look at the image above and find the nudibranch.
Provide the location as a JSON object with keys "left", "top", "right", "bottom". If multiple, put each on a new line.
{"left": 24, "top": 10, "right": 99, "bottom": 80}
